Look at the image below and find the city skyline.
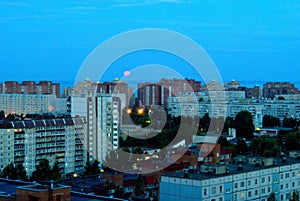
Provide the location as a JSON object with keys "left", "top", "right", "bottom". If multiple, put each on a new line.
{"left": 1, "top": 1, "right": 300, "bottom": 85}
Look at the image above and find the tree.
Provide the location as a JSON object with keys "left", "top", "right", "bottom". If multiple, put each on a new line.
{"left": 51, "top": 161, "right": 61, "bottom": 180}
{"left": 200, "top": 113, "right": 211, "bottom": 132}
{"left": 251, "top": 138, "right": 280, "bottom": 157}
{"left": 217, "top": 136, "right": 229, "bottom": 148}
{"left": 263, "top": 115, "right": 281, "bottom": 128}
{"left": 235, "top": 110, "right": 255, "bottom": 139}
{"left": 84, "top": 160, "right": 100, "bottom": 175}
{"left": 236, "top": 139, "right": 248, "bottom": 154}
{"left": 31, "top": 159, "right": 52, "bottom": 181}
{"left": 0, "top": 110, "right": 5, "bottom": 120}
{"left": 267, "top": 192, "right": 276, "bottom": 201}
{"left": 283, "top": 117, "right": 298, "bottom": 129}
{"left": 133, "top": 175, "right": 145, "bottom": 197}
{"left": 0, "top": 163, "right": 27, "bottom": 180}
{"left": 223, "top": 116, "right": 235, "bottom": 133}
{"left": 15, "top": 164, "right": 27, "bottom": 180}
{"left": 114, "top": 185, "right": 126, "bottom": 199}
{"left": 285, "top": 132, "right": 300, "bottom": 151}
{"left": 0, "top": 163, "right": 16, "bottom": 179}
{"left": 290, "top": 191, "right": 300, "bottom": 201}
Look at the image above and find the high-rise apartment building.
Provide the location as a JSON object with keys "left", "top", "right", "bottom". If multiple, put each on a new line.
{"left": 0, "top": 117, "right": 86, "bottom": 176}
{"left": 71, "top": 79, "right": 121, "bottom": 164}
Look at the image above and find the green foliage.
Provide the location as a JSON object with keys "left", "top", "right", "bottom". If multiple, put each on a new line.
{"left": 251, "top": 137, "right": 280, "bottom": 157}
{"left": 263, "top": 115, "right": 281, "bottom": 128}
{"left": 84, "top": 160, "right": 100, "bottom": 175}
{"left": 235, "top": 110, "right": 255, "bottom": 139}
{"left": 51, "top": 161, "right": 61, "bottom": 180}
{"left": 0, "top": 163, "right": 27, "bottom": 180}
{"left": 0, "top": 110, "right": 4, "bottom": 120}
{"left": 134, "top": 175, "right": 145, "bottom": 197}
{"left": 114, "top": 185, "right": 126, "bottom": 199}
{"left": 285, "top": 131, "right": 300, "bottom": 151}
{"left": 290, "top": 191, "right": 300, "bottom": 201}
{"left": 31, "top": 159, "right": 62, "bottom": 181}
{"left": 223, "top": 116, "right": 235, "bottom": 133}
{"left": 31, "top": 159, "right": 52, "bottom": 181}
{"left": 236, "top": 139, "right": 248, "bottom": 154}
{"left": 200, "top": 113, "right": 211, "bottom": 132}
{"left": 267, "top": 192, "right": 276, "bottom": 201}
{"left": 283, "top": 117, "right": 298, "bottom": 129}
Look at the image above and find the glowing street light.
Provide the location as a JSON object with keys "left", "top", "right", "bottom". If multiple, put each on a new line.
{"left": 126, "top": 108, "right": 132, "bottom": 114}
{"left": 137, "top": 108, "right": 144, "bottom": 115}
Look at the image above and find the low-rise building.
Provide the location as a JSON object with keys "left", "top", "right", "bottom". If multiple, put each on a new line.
{"left": 160, "top": 156, "right": 300, "bottom": 201}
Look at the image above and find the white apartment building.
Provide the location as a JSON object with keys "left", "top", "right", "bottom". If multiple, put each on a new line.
{"left": 160, "top": 158, "right": 300, "bottom": 201}
{"left": 168, "top": 93, "right": 300, "bottom": 128}
{"left": 0, "top": 94, "right": 67, "bottom": 115}
{"left": 0, "top": 118, "right": 86, "bottom": 176}
{"left": 71, "top": 81, "right": 121, "bottom": 164}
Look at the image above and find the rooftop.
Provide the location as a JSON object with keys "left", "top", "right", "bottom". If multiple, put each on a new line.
{"left": 162, "top": 155, "right": 300, "bottom": 180}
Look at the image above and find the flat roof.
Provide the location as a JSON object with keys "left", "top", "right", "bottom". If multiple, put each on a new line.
{"left": 162, "top": 155, "right": 300, "bottom": 180}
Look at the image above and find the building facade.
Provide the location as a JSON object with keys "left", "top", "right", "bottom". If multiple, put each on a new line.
{"left": 0, "top": 94, "right": 67, "bottom": 115}
{"left": 0, "top": 81, "right": 60, "bottom": 98}
{"left": 160, "top": 160, "right": 300, "bottom": 201}
{"left": 71, "top": 79, "right": 121, "bottom": 164}
{"left": 0, "top": 118, "right": 86, "bottom": 176}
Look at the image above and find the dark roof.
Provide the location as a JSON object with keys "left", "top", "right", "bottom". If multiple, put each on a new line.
{"left": 74, "top": 118, "right": 84, "bottom": 125}
{"left": 65, "top": 118, "right": 74, "bottom": 126}
{"left": 24, "top": 121, "right": 35, "bottom": 128}
{"left": 44, "top": 119, "right": 54, "bottom": 127}
{"left": 35, "top": 120, "right": 45, "bottom": 127}
{"left": 55, "top": 119, "right": 65, "bottom": 126}
{"left": 12, "top": 121, "right": 24, "bottom": 129}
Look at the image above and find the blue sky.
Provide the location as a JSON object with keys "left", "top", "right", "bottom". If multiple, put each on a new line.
{"left": 0, "top": 0, "right": 300, "bottom": 87}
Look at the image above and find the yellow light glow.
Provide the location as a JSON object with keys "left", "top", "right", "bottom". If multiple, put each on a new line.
{"left": 137, "top": 108, "right": 144, "bottom": 115}
{"left": 127, "top": 108, "right": 132, "bottom": 114}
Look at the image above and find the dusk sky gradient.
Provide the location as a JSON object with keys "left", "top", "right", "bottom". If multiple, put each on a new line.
{"left": 1, "top": 0, "right": 300, "bottom": 87}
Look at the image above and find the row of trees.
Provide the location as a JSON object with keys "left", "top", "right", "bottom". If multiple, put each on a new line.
{"left": 0, "top": 159, "right": 103, "bottom": 181}
{"left": 263, "top": 115, "right": 299, "bottom": 129}
{"left": 0, "top": 163, "right": 27, "bottom": 180}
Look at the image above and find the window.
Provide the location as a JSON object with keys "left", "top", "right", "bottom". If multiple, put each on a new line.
{"left": 255, "top": 190, "right": 258, "bottom": 196}
{"left": 219, "top": 186, "right": 223, "bottom": 193}
{"left": 255, "top": 179, "right": 258, "bottom": 185}
{"left": 212, "top": 187, "right": 217, "bottom": 195}
{"left": 234, "top": 183, "right": 238, "bottom": 188}
{"left": 240, "top": 182, "right": 245, "bottom": 187}
{"left": 261, "top": 177, "right": 265, "bottom": 183}
{"left": 204, "top": 188, "right": 207, "bottom": 196}
{"left": 248, "top": 191, "right": 251, "bottom": 197}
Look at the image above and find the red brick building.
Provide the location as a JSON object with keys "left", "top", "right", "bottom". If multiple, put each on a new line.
{"left": 0, "top": 81, "right": 60, "bottom": 97}
{"left": 263, "top": 82, "right": 299, "bottom": 99}
{"left": 16, "top": 184, "right": 71, "bottom": 201}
